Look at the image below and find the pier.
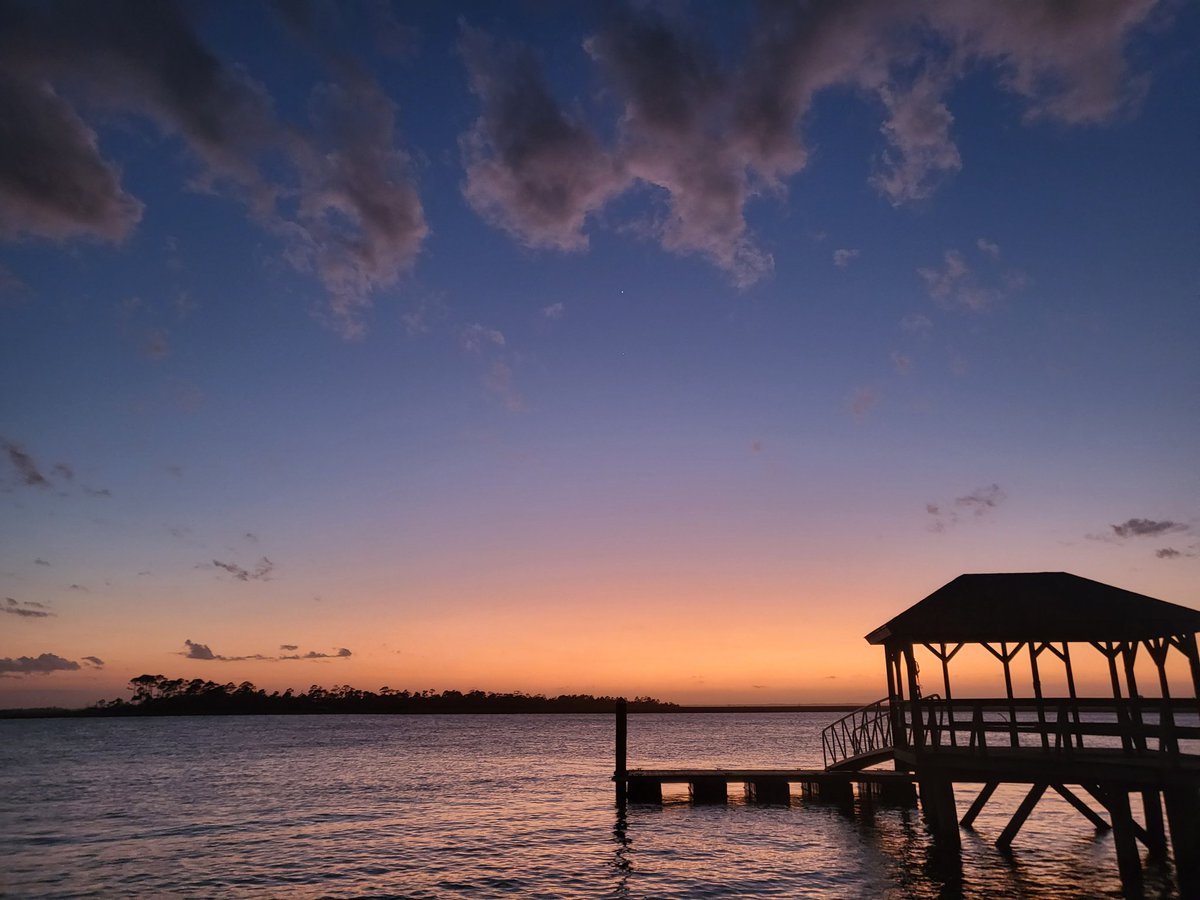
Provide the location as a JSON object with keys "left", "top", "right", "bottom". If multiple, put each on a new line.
{"left": 613, "top": 572, "right": 1200, "bottom": 898}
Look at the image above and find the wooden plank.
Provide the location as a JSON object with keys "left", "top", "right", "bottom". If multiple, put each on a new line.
{"left": 959, "top": 781, "right": 998, "bottom": 828}
{"left": 996, "top": 783, "right": 1047, "bottom": 850}
{"left": 1050, "top": 784, "right": 1109, "bottom": 830}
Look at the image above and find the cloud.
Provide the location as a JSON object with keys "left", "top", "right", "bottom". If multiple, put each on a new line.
{"left": 890, "top": 351, "right": 912, "bottom": 375}
{"left": 67, "top": 583, "right": 87, "bottom": 592}
{"left": 976, "top": 237, "right": 1001, "bottom": 259}
{"left": 1111, "top": 518, "right": 1187, "bottom": 539}
{"left": 0, "top": 1, "right": 427, "bottom": 338}
{"left": 211, "top": 557, "right": 274, "bottom": 582}
{"left": 918, "top": 249, "right": 996, "bottom": 312}
{"left": 2, "top": 437, "right": 49, "bottom": 487}
{"left": 0, "top": 652, "right": 81, "bottom": 676}
{"left": 871, "top": 70, "right": 962, "bottom": 204}
{"left": 142, "top": 328, "right": 170, "bottom": 360}
{"left": 541, "top": 302, "right": 565, "bottom": 320}
{"left": 3, "top": 597, "right": 53, "bottom": 618}
{"left": 586, "top": 9, "right": 774, "bottom": 287}
{"left": 0, "top": 71, "right": 143, "bottom": 242}
{"left": 483, "top": 359, "right": 525, "bottom": 413}
{"left": 183, "top": 639, "right": 216, "bottom": 660}
{"left": 1, "top": 438, "right": 109, "bottom": 496}
{"left": 900, "top": 313, "right": 933, "bottom": 335}
{"left": 927, "top": 483, "right": 1006, "bottom": 532}
{"left": 34, "top": 557, "right": 51, "bottom": 566}
{"left": 82, "top": 655, "right": 104, "bottom": 667}
{"left": 182, "top": 639, "right": 351, "bottom": 662}
{"left": 454, "top": 3, "right": 1156, "bottom": 283}
{"left": 279, "top": 648, "right": 352, "bottom": 660}
{"left": 460, "top": 26, "right": 626, "bottom": 253}
{"left": 833, "top": 248, "right": 860, "bottom": 268}
{"left": 1156, "top": 548, "right": 1181, "bottom": 559}
{"left": 850, "top": 386, "right": 880, "bottom": 418}
{"left": 460, "top": 323, "right": 506, "bottom": 354}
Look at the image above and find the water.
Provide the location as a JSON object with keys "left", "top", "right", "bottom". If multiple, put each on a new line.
{"left": 0, "top": 713, "right": 1182, "bottom": 897}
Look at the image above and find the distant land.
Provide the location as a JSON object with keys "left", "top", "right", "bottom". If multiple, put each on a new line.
{"left": 0, "top": 675, "right": 860, "bottom": 718}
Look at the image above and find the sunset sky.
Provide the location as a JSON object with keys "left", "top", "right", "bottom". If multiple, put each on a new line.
{"left": 2, "top": 1, "right": 1198, "bottom": 709}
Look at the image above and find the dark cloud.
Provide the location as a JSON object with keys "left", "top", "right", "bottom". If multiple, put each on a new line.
{"left": 0, "top": 0, "right": 427, "bottom": 338}
{"left": 0, "top": 70, "right": 143, "bottom": 241}
{"left": 82, "top": 655, "right": 104, "bottom": 667}
{"left": 927, "top": 483, "right": 1006, "bottom": 532}
{"left": 586, "top": 9, "right": 772, "bottom": 285}
{"left": 1156, "top": 548, "right": 1181, "bottom": 559}
{"left": 2, "top": 596, "right": 53, "bottom": 618}
{"left": 1111, "top": 518, "right": 1186, "bottom": 539}
{"left": 460, "top": 27, "right": 625, "bottom": 253}
{"left": 181, "top": 639, "right": 266, "bottom": 662}
{"left": 211, "top": 557, "right": 274, "bottom": 582}
{"left": 34, "top": 557, "right": 51, "bottom": 566}
{"left": 461, "top": 2, "right": 1158, "bottom": 281}
{"left": 0, "top": 652, "right": 80, "bottom": 676}
{"left": 279, "top": 648, "right": 353, "bottom": 660}
{"left": 2, "top": 437, "right": 49, "bottom": 487}
{"left": 1, "top": 438, "right": 109, "bottom": 496}
{"left": 183, "top": 639, "right": 350, "bottom": 662}
{"left": 183, "top": 639, "right": 216, "bottom": 660}
{"left": 68, "top": 583, "right": 87, "bottom": 592}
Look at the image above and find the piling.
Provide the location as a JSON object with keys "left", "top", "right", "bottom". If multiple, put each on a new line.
{"left": 615, "top": 698, "right": 627, "bottom": 807}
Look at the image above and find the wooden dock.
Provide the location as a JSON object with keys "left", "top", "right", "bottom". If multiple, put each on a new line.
{"left": 611, "top": 573, "right": 1200, "bottom": 898}
{"left": 620, "top": 765, "right": 918, "bottom": 805}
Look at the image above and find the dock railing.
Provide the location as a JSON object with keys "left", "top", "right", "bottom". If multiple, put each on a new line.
{"left": 903, "top": 696, "right": 1200, "bottom": 757}
{"left": 821, "top": 697, "right": 894, "bottom": 769}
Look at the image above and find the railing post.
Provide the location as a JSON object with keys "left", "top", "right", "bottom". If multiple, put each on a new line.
{"left": 615, "top": 697, "right": 627, "bottom": 806}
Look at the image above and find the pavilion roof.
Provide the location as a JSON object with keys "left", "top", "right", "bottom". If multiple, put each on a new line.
{"left": 865, "top": 572, "right": 1200, "bottom": 645}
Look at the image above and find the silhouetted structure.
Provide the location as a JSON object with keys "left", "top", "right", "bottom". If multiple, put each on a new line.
{"left": 825, "top": 572, "right": 1200, "bottom": 896}
{"left": 614, "top": 572, "right": 1200, "bottom": 897}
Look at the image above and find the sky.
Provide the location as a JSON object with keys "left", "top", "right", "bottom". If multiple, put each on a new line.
{"left": 2, "top": 0, "right": 1198, "bottom": 709}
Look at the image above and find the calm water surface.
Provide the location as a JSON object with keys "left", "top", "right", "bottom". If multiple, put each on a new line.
{"left": 0, "top": 714, "right": 1181, "bottom": 897}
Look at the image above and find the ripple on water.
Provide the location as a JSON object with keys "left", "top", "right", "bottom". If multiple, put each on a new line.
{"left": 0, "top": 713, "right": 1188, "bottom": 898}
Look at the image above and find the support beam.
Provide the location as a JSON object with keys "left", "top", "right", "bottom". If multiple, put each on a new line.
{"left": 689, "top": 778, "right": 728, "bottom": 804}
{"left": 1140, "top": 791, "right": 1166, "bottom": 858}
{"left": 1050, "top": 784, "right": 1109, "bottom": 831}
{"left": 626, "top": 777, "right": 662, "bottom": 804}
{"left": 1165, "top": 787, "right": 1200, "bottom": 898}
{"left": 807, "top": 774, "right": 853, "bottom": 805}
{"left": 877, "top": 778, "right": 918, "bottom": 807}
{"left": 919, "top": 776, "right": 960, "bottom": 851}
{"left": 996, "top": 783, "right": 1047, "bottom": 851}
{"left": 959, "top": 781, "right": 998, "bottom": 829}
{"left": 745, "top": 780, "right": 790, "bottom": 805}
{"left": 1105, "top": 788, "right": 1143, "bottom": 897}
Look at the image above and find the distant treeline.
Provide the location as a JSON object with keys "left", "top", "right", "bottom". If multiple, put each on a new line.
{"left": 16, "top": 675, "right": 679, "bottom": 717}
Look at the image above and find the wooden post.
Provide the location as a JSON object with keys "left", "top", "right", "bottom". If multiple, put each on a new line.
{"left": 1105, "top": 788, "right": 1143, "bottom": 897}
{"left": 1029, "top": 643, "right": 1049, "bottom": 751}
{"left": 1121, "top": 641, "right": 1147, "bottom": 753}
{"left": 1164, "top": 787, "right": 1200, "bottom": 897}
{"left": 904, "top": 644, "right": 923, "bottom": 753}
{"left": 919, "top": 776, "right": 960, "bottom": 850}
{"left": 1140, "top": 791, "right": 1166, "bottom": 858}
{"left": 1095, "top": 641, "right": 1132, "bottom": 752}
{"left": 615, "top": 697, "right": 627, "bottom": 807}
